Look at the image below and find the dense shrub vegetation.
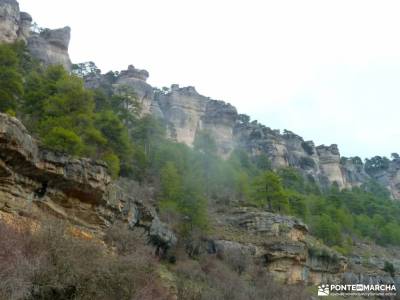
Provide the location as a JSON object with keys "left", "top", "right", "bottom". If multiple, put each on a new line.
{"left": 0, "top": 220, "right": 163, "bottom": 300}
{"left": 173, "top": 255, "right": 309, "bottom": 300}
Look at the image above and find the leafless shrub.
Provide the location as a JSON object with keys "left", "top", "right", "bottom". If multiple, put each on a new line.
{"left": 0, "top": 221, "right": 39, "bottom": 300}
{"left": 199, "top": 256, "right": 249, "bottom": 300}
{"left": 0, "top": 218, "right": 165, "bottom": 300}
{"left": 174, "top": 259, "right": 205, "bottom": 300}
{"left": 0, "top": 217, "right": 309, "bottom": 300}
{"left": 174, "top": 255, "right": 310, "bottom": 300}
{"left": 247, "top": 266, "right": 310, "bottom": 300}
{"left": 216, "top": 247, "right": 250, "bottom": 275}
{"left": 104, "top": 220, "right": 150, "bottom": 255}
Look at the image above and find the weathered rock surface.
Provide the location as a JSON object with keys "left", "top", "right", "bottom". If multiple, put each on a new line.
{"left": 156, "top": 85, "right": 237, "bottom": 157}
{"left": 27, "top": 26, "right": 72, "bottom": 71}
{"left": 84, "top": 70, "right": 238, "bottom": 157}
{"left": 0, "top": 0, "right": 20, "bottom": 43}
{"left": 129, "top": 80, "right": 398, "bottom": 196}
{"left": 369, "top": 158, "right": 400, "bottom": 199}
{"left": 316, "top": 144, "right": 346, "bottom": 188}
{"left": 0, "top": 0, "right": 72, "bottom": 70}
{"left": 79, "top": 62, "right": 399, "bottom": 197}
{"left": 212, "top": 207, "right": 399, "bottom": 287}
{"left": 223, "top": 207, "right": 308, "bottom": 240}
{"left": 115, "top": 65, "right": 160, "bottom": 116}
{"left": 17, "top": 10, "right": 30, "bottom": 40}
{"left": 0, "top": 113, "right": 176, "bottom": 246}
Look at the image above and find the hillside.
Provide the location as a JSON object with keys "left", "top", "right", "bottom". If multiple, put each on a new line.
{"left": 0, "top": 0, "right": 399, "bottom": 299}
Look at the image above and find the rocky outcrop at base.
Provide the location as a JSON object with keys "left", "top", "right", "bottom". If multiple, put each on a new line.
{"left": 211, "top": 207, "right": 399, "bottom": 288}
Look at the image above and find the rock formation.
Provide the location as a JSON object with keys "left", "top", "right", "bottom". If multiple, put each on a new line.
{"left": 115, "top": 65, "right": 159, "bottom": 116}
{"left": 27, "top": 26, "right": 72, "bottom": 71}
{"left": 0, "top": 113, "right": 176, "bottom": 248}
{"left": 83, "top": 65, "right": 399, "bottom": 198}
{"left": 0, "top": 0, "right": 72, "bottom": 70}
{"left": 0, "top": 0, "right": 21, "bottom": 43}
{"left": 369, "top": 158, "right": 400, "bottom": 199}
{"left": 86, "top": 70, "right": 238, "bottom": 157}
{"left": 156, "top": 85, "right": 237, "bottom": 157}
{"left": 211, "top": 207, "right": 400, "bottom": 287}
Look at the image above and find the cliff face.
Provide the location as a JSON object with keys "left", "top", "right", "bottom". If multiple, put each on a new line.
{"left": 370, "top": 159, "right": 400, "bottom": 199}
{"left": 86, "top": 69, "right": 238, "bottom": 157}
{"left": 85, "top": 65, "right": 399, "bottom": 198}
{"left": 115, "top": 65, "right": 155, "bottom": 115}
{"left": 233, "top": 117, "right": 397, "bottom": 193}
{"left": 0, "top": 0, "right": 22, "bottom": 43}
{"left": 27, "top": 26, "right": 72, "bottom": 71}
{"left": 0, "top": 113, "right": 176, "bottom": 247}
{"left": 1, "top": 0, "right": 397, "bottom": 197}
{"left": 156, "top": 85, "right": 237, "bottom": 157}
{"left": 0, "top": 0, "right": 72, "bottom": 70}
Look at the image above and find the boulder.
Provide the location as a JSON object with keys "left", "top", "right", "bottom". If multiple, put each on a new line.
{"left": 149, "top": 217, "right": 177, "bottom": 249}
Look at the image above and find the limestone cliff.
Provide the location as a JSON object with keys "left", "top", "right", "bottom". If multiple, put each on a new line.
{"left": 115, "top": 65, "right": 155, "bottom": 115}
{"left": 0, "top": 0, "right": 22, "bottom": 43}
{"left": 156, "top": 85, "right": 237, "bottom": 157}
{"left": 369, "top": 158, "right": 400, "bottom": 200}
{"left": 27, "top": 26, "right": 72, "bottom": 71}
{"left": 86, "top": 69, "right": 238, "bottom": 157}
{"left": 0, "top": 0, "right": 72, "bottom": 70}
{"left": 0, "top": 113, "right": 176, "bottom": 248}
{"left": 83, "top": 64, "right": 399, "bottom": 198}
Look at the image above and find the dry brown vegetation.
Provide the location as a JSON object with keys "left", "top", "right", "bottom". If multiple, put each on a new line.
{"left": 173, "top": 254, "right": 309, "bottom": 300}
{"left": 0, "top": 219, "right": 167, "bottom": 300}
{"left": 0, "top": 218, "right": 310, "bottom": 300}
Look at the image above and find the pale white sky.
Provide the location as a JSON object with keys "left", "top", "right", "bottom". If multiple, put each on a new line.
{"left": 18, "top": 0, "right": 399, "bottom": 158}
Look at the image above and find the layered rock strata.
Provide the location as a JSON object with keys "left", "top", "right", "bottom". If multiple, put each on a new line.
{"left": 0, "top": 113, "right": 176, "bottom": 247}
{"left": 211, "top": 207, "right": 400, "bottom": 288}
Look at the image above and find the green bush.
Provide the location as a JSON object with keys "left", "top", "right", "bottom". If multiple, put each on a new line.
{"left": 0, "top": 44, "right": 23, "bottom": 113}
{"left": 43, "top": 127, "right": 84, "bottom": 155}
{"left": 383, "top": 261, "right": 395, "bottom": 277}
{"left": 102, "top": 152, "right": 120, "bottom": 179}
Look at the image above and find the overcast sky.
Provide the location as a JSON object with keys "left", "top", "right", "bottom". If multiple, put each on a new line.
{"left": 18, "top": 0, "right": 399, "bottom": 158}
